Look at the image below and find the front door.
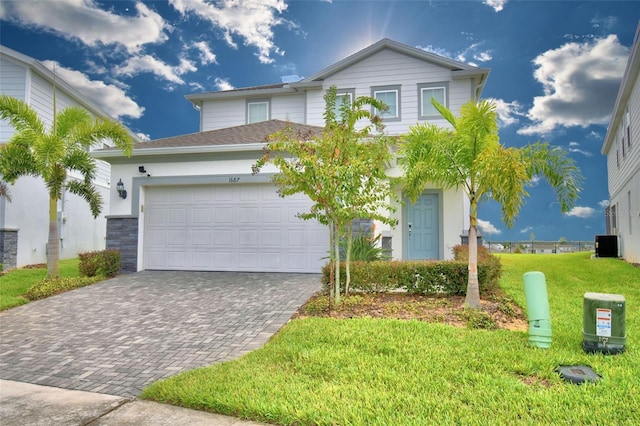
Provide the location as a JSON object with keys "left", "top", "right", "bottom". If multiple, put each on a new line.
{"left": 407, "top": 193, "right": 439, "bottom": 259}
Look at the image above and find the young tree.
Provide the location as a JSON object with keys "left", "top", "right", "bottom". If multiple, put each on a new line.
{"left": 400, "top": 99, "right": 582, "bottom": 308}
{"left": 0, "top": 95, "right": 133, "bottom": 279}
{"left": 253, "top": 86, "right": 398, "bottom": 305}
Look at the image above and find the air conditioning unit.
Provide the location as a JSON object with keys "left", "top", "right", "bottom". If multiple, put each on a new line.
{"left": 595, "top": 235, "right": 618, "bottom": 258}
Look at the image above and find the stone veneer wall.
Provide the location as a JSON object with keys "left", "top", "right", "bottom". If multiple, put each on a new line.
{"left": 106, "top": 216, "right": 138, "bottom": 274}
{"left": 0, "top": 228, "right": 18, "bottom": 270}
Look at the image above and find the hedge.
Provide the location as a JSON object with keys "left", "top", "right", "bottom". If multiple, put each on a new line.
{"left": 321, "top": 245, "right": 502, "bottom": 295}
{"left": 78, "top": 249, "right": 121, "bottom": 277}
{"left": 25, "top": 276, "right": 103, "bottom": 301}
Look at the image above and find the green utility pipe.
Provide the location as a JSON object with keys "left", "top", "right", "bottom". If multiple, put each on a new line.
{"left": 523, "top": 271, "right": 552, "bottom": 348}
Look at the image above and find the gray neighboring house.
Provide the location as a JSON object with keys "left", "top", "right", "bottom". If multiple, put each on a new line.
{"left": 0, "top": 45, "right": 139, "bottom": 270}
{"left": 601, "top": 22, "right": 640, "bottom": 264}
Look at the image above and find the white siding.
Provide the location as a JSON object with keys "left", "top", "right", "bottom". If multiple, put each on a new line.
{"left": 0, "top": 57, "right": 27, "bottom": 142}
{"left": 304, "top": 49, "right": 469, "bottom": 134}
{"left": 200, "top": 93, "right": 307, "bottom": 131}
{"left": 608, "top": 72, "right": 640, "bottom": 197}
{"left": 271, "top": 94, "right": 305, "bottom": 124}
{"left": 606, "top": 70, "right": 640, "bottom": 263}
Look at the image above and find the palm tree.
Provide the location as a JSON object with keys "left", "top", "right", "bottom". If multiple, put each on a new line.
{"left": 400, "top": 99, "right": 582, "bottom": 308}
{"left": 0, "top": 95, "right": 133, "bottom": 279}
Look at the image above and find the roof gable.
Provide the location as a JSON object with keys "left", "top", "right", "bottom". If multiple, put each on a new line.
{"left": 185, "top": 38, "right": 489, "bottom": 104}
{"left": 300, "top": 38, "right": 482, "bottom": 82}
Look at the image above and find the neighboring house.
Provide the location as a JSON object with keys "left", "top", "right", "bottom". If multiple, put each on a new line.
{"left": 0, "top": 45, "right": 139, "bottom": 269}
{"left": 94, "top": 39, "right": 489, "bottom": 273}
{"left": 601, "top": 23, "right": 640, "bottom": 264}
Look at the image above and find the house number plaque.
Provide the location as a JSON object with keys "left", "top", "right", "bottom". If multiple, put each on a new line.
{"left": 228, "top": 177, "right": 240, "bottom": 183}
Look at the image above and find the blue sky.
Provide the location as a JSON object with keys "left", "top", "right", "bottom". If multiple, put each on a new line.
{"left": 1, "top": 0, "right": 638, "bottom": 242}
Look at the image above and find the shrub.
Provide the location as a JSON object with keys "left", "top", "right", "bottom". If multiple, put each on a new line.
{"left": 341, "top": 232, "right": 390, "bottom": 262}
{"left": 79, "top": 249, "right": 121, "bottom": 277}
{"left": 25, "top": 276, "right": 103, "bottom": 300}
{"left": 321, "top": 258, "right": 499, "bottom": 296}
{"left": 451, "top": 244, "right": 502, "bottom": 293}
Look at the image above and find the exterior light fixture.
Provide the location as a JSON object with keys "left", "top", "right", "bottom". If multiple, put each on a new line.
{"left": 138, "top": 166, "right": 147, "bottom": 173}
{"left": 116, "top": 179, "right": 127, "bottom": 199}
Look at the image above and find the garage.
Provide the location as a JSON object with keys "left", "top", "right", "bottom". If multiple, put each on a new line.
{"left": 142, "top": 184, "right": 329, "bottom": 273}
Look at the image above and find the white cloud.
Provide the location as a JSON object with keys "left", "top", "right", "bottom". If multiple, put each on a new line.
{"left": 483, "top": 0, "right": 509, "bottom": 12}
{"left": 135, "top": 132, "right": 151, "bottom": 141}
{"left": 281, "top": 75, "right": 302, "bottom": 83}
{"left": 518, "top": 35, "right": 629, "bottom": 136}
{"left": 478, "top": 219, "right": 501, "bottom": 235}
{"left": 455, "top": 42, "right": 492, "bottom": 65}
{"left": 565, "top": 206, "right": 597, "bottom": 218}
{"left": 567, "top": 141, "right": 593, "bottom": 157}
{"left": 0, "top": 0, "right": 167, "bottom": 52}
{"left": 169, "top": 0, "right": 289, "bottom": 64}
{"left": 527, "top": 175, "right": 541, "bottom": 187}
{"left": 487, "top": 98, "right": 525, "bottom": 127}
{"left": 418, "top": 45, "right": 453, "bottom": 59}
{"left": 214, "top": 77, "right": 234, "bottom": 91}
{"left": 192, "top": 41, "right": 217, "bottom": 65}
{"left": 41, "top": 60, "right": 144, "bottom": 120}
{"left": 519, "top": 226, "right": 533, "bottom": 234}
{"left": 114, "top": 54, "right": 196, "bottom": 85}
{"left": 598, "top": 200, "right": 610, "bottom": 208}
{"left": 473, "top": 51, "right": 493, "bottom": 62}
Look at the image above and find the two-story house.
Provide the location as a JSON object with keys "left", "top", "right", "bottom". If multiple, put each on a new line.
{"left": 0, "top": 45, "right": 139, "bottom": 269}
{"left": 95, "top": 39, "right": 489, "bottom": 273}
{"left": 601, "top": 23, "right": 640, "bottom": 264}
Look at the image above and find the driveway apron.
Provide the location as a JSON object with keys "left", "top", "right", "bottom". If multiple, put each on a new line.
{"left": 0, "top": 271, "right": 321, "bottom": 397}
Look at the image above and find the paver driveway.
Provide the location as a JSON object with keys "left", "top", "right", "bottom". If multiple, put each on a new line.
{"left": 0, "top": 271, "right": 321, "bottom": 397}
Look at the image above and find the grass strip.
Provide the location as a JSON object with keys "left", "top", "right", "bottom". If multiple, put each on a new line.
{"left": 0, "top": 259, "right": 81, "bottom": 310}
{"left": 143, "top": 253, "right": 640, "bottom": 424}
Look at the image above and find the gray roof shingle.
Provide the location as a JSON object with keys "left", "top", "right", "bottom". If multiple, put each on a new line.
{"left": 100, "top": 120, "right": 323, "bottom": 151}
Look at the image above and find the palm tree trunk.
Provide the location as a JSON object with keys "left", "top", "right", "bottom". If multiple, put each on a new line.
{"left": 333, "top": 221, "right": 341, "bottom": 305}
{"left": 465, "top": 201, "right": 481, "bottom": 309}
{"left": 47, "top": 196, "right": 59, "bottom": 280}
{"left": 345, "top": 221, "right": 353, "bottom": 297}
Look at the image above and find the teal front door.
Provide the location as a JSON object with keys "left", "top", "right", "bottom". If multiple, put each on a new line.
{"left": 407, "top": 193, "right": 439, "bottom": 259}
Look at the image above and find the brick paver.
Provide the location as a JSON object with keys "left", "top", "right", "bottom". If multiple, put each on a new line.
{"left": 0, "top": 271, "right": 320, "bottom": 397}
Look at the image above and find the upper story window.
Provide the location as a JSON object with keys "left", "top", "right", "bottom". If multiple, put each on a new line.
{"left": 247, "top": 99, "right": 270, "bottom": 124}
{"left": 372, "top": 85, "right": 400, "bottom": 121}
{"left": 333, "top": 89, "right": 354, "bottom": 122}
{"left": 625, "top": 107, "right": 632, "bottom": 149}
{"left": 418, "top": 82, "right": 448, "bottom": 119}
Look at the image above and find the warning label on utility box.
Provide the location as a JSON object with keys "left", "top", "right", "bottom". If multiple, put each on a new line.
{"left": 596, "top": 308, "right": 612, "bottom": 337}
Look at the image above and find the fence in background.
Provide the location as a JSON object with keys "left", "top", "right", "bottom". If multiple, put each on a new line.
{"left": 484, "top": 241, "right": 594, "bottom": 254}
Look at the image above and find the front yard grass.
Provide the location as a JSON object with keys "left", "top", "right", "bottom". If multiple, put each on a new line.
{"left": 142, "top": 252, "right": 640, "bottom": 424}
{"left": 0, "top": 259, "right": 81, "bottom": 311}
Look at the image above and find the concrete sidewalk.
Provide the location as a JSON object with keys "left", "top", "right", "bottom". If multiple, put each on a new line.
{"left": 0, "top": 380, "right": 268, "bottom": 425}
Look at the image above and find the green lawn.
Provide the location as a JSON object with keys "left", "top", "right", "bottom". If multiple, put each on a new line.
{"left": 142, "top": 252, "right": 639, "bottom": 425}
{"left": 0, "top": 259, "right": 80, "bottom": 311}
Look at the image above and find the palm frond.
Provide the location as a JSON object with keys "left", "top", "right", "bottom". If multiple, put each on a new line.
{"left": 0, "top": 95, "right": 45, "bottom": 136}
{"left": 65, "top": 179, "right": 102, "bottom": 218}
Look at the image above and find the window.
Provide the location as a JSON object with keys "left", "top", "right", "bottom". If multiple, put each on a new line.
{"left": 333, "top": 89, "right": 354, "bottom": 121}
{"left": 372, "top": 85, "right": 400, "bottom": 120}
{"left": 629, "top": 191, "right": 632, "bottom": 235}
{"left": 625, "top": 107, "right": 632, "bottom": 149}
{"left": 418, "top": 82, "right": 448, "bottom": 119}
{"left": 247, "top": 100, "right": 269, "bottom": 124}
{"left": 611, "top": 204, "right": 617, "bottom": 234}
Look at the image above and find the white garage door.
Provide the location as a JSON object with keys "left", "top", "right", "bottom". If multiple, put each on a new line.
{"left": 143, "top": 184, "right": 329, "bottom": 273}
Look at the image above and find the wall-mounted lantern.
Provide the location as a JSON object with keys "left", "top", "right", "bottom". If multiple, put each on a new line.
{"left": 116, "top": 179, "right": 127, "bottom": 199}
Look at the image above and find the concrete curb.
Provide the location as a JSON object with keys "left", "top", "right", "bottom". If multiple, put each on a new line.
{"left": 0, "top": 380, "right": 267, "bottom": 426}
